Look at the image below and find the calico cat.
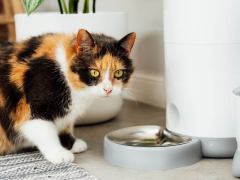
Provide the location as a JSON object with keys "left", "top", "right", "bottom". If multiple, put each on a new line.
{"left": 0, "top": 29, "right": 136, "bottom": 163}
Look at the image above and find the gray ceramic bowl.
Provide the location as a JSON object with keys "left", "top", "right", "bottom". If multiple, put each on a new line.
{"left": 104, "top": 125, "right": 202, "bottom": 170}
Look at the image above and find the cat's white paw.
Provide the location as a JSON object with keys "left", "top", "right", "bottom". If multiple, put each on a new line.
{"left": 71, "top": 139, "right": 87, "bottom": 153}
{"left": 47, "top": 149, "right": 74, "bottom": 164}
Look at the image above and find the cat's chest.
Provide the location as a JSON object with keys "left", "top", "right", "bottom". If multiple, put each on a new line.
{"left": 54, "top": 92, "right": 92, "bottom": 132}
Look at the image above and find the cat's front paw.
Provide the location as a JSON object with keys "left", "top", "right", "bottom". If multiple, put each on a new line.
{"left": 47, "top": 149, "right": 74, "bottom": 164}
{"left": 71, "top": 139, "right": 87, "bottom": 153}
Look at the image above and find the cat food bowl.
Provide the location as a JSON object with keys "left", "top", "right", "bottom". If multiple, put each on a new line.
{"left": 104, "top": 126, "right": 202, "bottom": 169}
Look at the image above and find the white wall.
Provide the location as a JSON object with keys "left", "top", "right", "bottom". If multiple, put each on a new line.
{"left": 35, "top": 0, "right": 165, "bottom": 108}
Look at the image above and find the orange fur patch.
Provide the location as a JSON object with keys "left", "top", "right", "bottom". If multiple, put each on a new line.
{"left": 67, "top": 69, "right": 86, "bottom": 90}
{"left": 0, "top": 124, "right": 14, "bottom": 155}
{"left": 30, "top": 34, "right": 75, "bottom": 61}
{"left": 63, "top": 36, "right": 88, "bottom": 91}
{"left": 14, "top": 97, "right": 31, "bottom": 129}
{"left": 93, "top": 53, "right": 125, "bottom": 86}
{"left": 0, "top": 88, "right": 5, "bottom": 107}
{"left": 10, "top": 62, "right": 29, "bottom": 90}
{"left": 31, "top": 34, "right": 58, "bottom": 60}
{"left": 61, "top": 124, "right": 73, "bottom": 134}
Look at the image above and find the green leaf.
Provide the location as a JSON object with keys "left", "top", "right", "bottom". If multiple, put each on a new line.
{"left": 83, "top": 0, "right": 89, "bottom": 13}
{"left": 61, "top": 0, "right": 69, "bottom": 14}
{"left": 58, "top": 0, "right": 63, "bottom": 14}
{"left": 69, "top": 0, "right": 79, "bottom": 14}
{"left": 69, "top": 0, "right": 74, "bottom": 13}
{"left": 23, "top": 0, "right": 44, "bottom": 16}
{"left": 93, "top": 0, "right": 96, "bottom": 13}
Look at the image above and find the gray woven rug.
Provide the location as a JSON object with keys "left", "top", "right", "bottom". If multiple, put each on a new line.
{"left": 0, "top": 151, "right": 98, "bottom": 180}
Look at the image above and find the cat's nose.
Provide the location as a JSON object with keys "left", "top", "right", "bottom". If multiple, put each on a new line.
{"left": 103, "top": 80, "right": 113, "bottom": 95}
{"left": 103, "top": 87, "right": 112, "bottom": 95}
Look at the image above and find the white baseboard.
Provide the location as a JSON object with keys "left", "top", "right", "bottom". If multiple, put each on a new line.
{"left": 124, "top": 73, "right": 166, "bottom": 109}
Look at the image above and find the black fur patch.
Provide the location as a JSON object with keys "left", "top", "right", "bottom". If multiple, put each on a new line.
{"left": 0, "top": 42, "right": 15, "bottom": 61}
{"left": 71, "top": 66, "right": 100, "bottom": 86}
{"left": 122, "top": 69, "right": 134, "bottom": 84}
{"left": 0, "top": 63, "right": 22, "bottom": 142}
{"left": 17, "top": 36, "right": 42, "bottom": 62}
{"left": 0, "top": 41, "right": 14, "bottom": 47}
{"left": 59, "top": 133, "right": 75, "bottom": 150}
{"left": 0, "top": 107, "right": 18, "bottom": 143}
{"left": 24, "top": 56, "right": 71, "bottom": 121}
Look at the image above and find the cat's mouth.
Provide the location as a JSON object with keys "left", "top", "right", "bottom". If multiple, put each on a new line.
{"left": 100, "top": 94, "right": 113, "bottom": 98}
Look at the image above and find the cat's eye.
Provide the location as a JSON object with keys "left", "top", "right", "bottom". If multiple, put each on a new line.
{"left": 90, "top": 69, "right": 100, "bottom": 77}
{"left": 115, "top": 70, "right": 123, "bottom": 78}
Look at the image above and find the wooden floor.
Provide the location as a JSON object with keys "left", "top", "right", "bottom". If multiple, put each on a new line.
{"left": 73, "top": 100, "right": 237, "bottom": 180}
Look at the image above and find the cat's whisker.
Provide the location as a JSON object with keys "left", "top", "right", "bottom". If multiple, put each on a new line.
{"left": 122, "top": 91, "right": 137, "bottom": 101}
{"left": 116, "top": 94, "right": 126, "bottom": 107}
{"left": 122, "top": 88, "right": 141, "bottom": 100}
{"left": 124, "top": 87, "right": 143, "bottom": 94}
{"left": 121, "top": 88, "right": 140, "bottom": 107}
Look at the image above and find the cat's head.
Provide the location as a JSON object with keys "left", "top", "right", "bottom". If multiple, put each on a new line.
{"left": 68, "top": 29, "right": 136, "bottom": 98}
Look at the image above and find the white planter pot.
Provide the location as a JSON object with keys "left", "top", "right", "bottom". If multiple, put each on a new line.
{"left": 15, "top": 12, "right": 128, "bottom": 124}
{"left": 15, "top": 12, "right": 128, "bottom": 40}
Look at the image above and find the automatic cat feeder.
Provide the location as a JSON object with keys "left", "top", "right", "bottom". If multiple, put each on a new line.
{"left": 104, "top": 0, "right": 240, "bottom": 170}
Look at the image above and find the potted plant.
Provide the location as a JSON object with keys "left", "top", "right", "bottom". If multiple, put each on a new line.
{"left": 15, "top": 0, "right": 128, "bottom": 124}
{"left": 15, "top": 0, "right": 128, "bottom": 40}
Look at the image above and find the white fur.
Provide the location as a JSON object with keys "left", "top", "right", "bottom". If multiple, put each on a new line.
{"left": 55, "top": 44, "right": 93, "bottom": 132}
{"left": 20, "top": 120, "right": 74, "bottom": 163}
{"left": 102, "top": 67, "right": 112, "bottom": 90}
{"left": 71, "top": 139, "right": 87, "bottom": 153}
{"left": 105, "top": 65, "right": 110, "bottom": 80}
{"left": 56, "top": 44, "right": 68, "bottom": 77}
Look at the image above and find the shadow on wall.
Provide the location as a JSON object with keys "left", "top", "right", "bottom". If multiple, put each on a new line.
{"left": 128, "top": 31, "right": 166, "bottom": 108}
{"left": 133, "top": 31, "right": 165, "bottom": 78}
{"left": 132, "top": 31, "right": 165, "bottom": 79}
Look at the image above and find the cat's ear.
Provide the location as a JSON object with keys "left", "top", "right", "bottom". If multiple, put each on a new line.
{"left": 118, "top": 32, "right": 136, "bottom": 55}
{"left": 75, "top": 29, "right": 94, "bottom": 54}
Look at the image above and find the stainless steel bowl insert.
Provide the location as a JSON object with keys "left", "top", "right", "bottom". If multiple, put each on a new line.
{"left": 106, "top": 125, "right": 193, "bottom": 147}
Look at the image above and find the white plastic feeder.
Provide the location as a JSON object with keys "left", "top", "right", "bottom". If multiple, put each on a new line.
{"left": 164, "top": 0, "right": 239, "bottom": 157}
{"left": 104, "top": 0, "right": 240, "bottom": 170}
{"left": 231, "top": 87, "right": 240, "bottom": 177}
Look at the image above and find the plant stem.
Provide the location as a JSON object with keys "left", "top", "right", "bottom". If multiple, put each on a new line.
{"left": 69, "top": 0, "right": 74, "bottom": 13}
{"left": 83, "top": 0, "right": 89, "bottom": 13}
{"left": 69, "top": 0, "right": 79, "bottom": 14}
{"left": 74, "top": 0, "right": 79, "bottom": 13}
{"left": 58, "top": 0, "right": 63, "bottom": 14}
{"left": 61, "top": 0, "right": 69, "bottom": 14}
{"left": 93, "top": 0, "right": 96, "bottom": 13}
